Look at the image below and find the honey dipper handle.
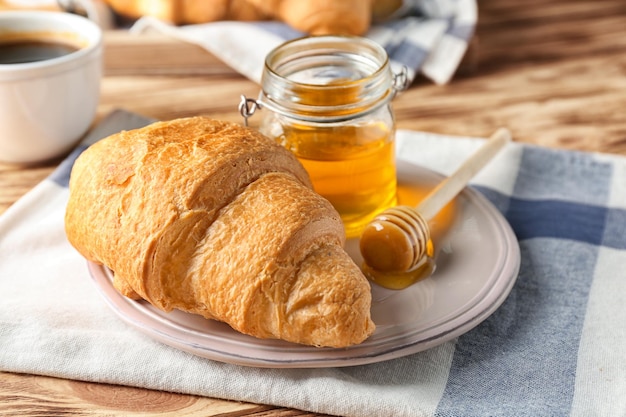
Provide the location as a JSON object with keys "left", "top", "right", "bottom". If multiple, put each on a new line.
{"left": 416, "top": 128, "right": 512, "bottom": 220}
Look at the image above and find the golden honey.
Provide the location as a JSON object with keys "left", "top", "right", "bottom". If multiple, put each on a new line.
{"left": 278, "top": 121, "right": 397, "bottom": 237}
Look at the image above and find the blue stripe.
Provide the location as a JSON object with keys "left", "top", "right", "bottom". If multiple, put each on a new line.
{"left": 435, "top": 239, "right": 596, "bottom": 417}
{"left": 479, "top": 145, "right": 618, "bottom": 248}
{"left": 448, "top": 23, "right": 474, "bottom": 41}
{"left": 476, "top": 187, "right": 626, "bottom": 249}
{"left": 513, "top": 146, "right": 612, "bottom": 204}
{"left": 387, "top": 40, "right": 429, "bottom": 73}
{"left": 49, "top": 145, "right": 89, "bottom": 188}
{"left": 507, "top": 198, "right": 608, "bottom": 245}
{"left": 435, "top": 144, "right": 615, "bottom": 416}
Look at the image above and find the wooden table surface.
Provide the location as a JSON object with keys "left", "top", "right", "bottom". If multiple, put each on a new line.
{"left": 1, "top": 0, "right": 625, "bottom": 415}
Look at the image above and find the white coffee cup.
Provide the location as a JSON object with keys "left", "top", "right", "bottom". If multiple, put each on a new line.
{"left": 0, "top": 11, "right": 103, "bottom": 164}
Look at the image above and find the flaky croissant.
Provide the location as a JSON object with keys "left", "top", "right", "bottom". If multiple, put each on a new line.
{"left": 101, "top": 0, "right": 401, "bottom": 35}
{"left": 65, "top": 117, "right": 375, "bottom": 348}
{"left": 244, "top": 0, "right": 374, "bottom": 35}
{"left": 102, "top": 0, "right": 270, "bottom": 25}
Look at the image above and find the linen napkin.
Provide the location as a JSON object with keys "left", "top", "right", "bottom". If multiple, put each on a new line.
{"left": 2, "top": 109, "right": 626, "bottom": 417}
{"left": 128, "top": 0, "right": 477, "bottom": 85}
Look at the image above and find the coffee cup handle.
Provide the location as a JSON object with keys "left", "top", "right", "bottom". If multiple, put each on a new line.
{"left": 57, "top": 0, "right": 115, "bottom": 29}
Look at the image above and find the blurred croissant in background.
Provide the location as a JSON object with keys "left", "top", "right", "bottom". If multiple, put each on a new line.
{"left": 102, "top": 0, "right": 405, "bottom": 34}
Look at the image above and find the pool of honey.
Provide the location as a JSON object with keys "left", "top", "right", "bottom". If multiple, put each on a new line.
{"left": 279, "top": 121, "right": 397, "bottom": 238}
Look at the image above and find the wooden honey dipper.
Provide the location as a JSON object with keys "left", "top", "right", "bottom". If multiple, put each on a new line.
{"left": 359, "top": 128, "right": 511, "bottom": 287}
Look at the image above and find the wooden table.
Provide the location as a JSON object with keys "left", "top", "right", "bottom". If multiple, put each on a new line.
{"left": 1, "top": 0, "right": 625, "bottom": 415}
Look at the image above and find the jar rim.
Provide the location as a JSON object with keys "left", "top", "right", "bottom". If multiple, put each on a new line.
{"left": 261, "top": 35, "right": 394, "bottom": 122}
{"left": 264, "top": 35, "right": 390, "bottom": 88}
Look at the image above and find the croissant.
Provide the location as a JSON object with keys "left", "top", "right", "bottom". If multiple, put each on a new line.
{"left": 102, "top": 0, "right": 270, "bottom": 25}
{"left": 101, "top": 0, "right": 400, "bottom": 35}
{"left": 65, "top": 117, "right": 375, "bottom": 348}
{"left": 244, "top": 0, "right": 374, "bottom": 35}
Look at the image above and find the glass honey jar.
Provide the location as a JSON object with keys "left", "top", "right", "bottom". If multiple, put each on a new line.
{"left": 240, "top": 35, "right": 408, "bottom": 238}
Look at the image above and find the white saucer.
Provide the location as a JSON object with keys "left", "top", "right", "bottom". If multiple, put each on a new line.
{"left": 88, "top": 160, "right": 520, "bottom": 368}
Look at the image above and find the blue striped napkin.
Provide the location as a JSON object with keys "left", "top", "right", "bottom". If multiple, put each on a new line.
{"left": 1, "top": 110, "right": 625, "bottom": 417}
{"left": 129, "top": 0, "right": 477, "bottom": 85}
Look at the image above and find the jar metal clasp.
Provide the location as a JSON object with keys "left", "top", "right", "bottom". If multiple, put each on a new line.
{"left": 392, "top": 65, "right": 410, "bottom": 95}
{"left": 238, "top": 95, "right": 261, "bottom": 127}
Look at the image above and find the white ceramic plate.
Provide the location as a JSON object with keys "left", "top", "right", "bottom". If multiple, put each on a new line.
{"left": 88, "top": 160, "right": 520, "bottom": 368}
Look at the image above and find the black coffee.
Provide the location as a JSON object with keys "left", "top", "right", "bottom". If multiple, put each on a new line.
{"left": 0, "top": 40, "right": 79, "bottom": 64}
